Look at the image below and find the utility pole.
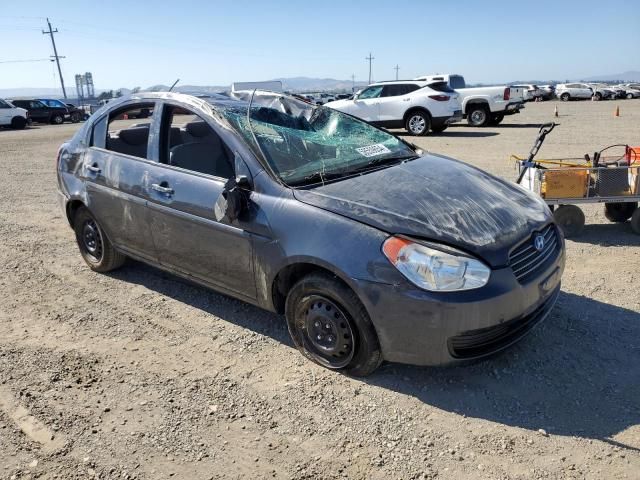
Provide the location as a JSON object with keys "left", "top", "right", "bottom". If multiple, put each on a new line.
{"left": 365, "top": 53, "right": 374, "bottom": 84}
{"left": 351, "top": 74, "right": 355, "bottom": 92}
{"left": 394, "top": 64, "right": 400, "bottom": 80}
{"left": 42, "top": 18, "right": 67, "bottom": 99}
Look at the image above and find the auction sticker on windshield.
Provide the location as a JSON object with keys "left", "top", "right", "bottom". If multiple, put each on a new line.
{"left": 356, "top": 144, "right": 392, "bottom": 158}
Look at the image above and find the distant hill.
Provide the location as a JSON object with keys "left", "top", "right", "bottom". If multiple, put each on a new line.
{"left": 582, "top": 71, "right": 640, "bottom": 82}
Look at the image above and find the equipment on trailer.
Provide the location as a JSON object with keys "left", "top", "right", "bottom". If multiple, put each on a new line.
{"left": 513, "top": 123, "right": 640, "bottom": 237}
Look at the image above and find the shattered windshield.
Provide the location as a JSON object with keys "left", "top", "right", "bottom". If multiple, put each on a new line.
{"left": 217, "top": 90, "right": 417, "bottom": 187}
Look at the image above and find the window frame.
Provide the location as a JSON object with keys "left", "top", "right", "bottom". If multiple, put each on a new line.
{"left": 155, "top": 101, "right": 236, "bottom": 182}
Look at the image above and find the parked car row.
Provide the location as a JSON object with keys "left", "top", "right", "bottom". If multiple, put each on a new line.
{"left": 0, "top": 97, "right": 89, "bottom": 129}
{"left": 547, "top": 83, "right": 640, "bottom": 101}
{"left": 325, "top": 73, "right": 526, "bottom": 133}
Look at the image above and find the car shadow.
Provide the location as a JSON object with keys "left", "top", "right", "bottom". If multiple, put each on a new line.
{"left": 498, "top": 123, "right": 546, "bottom": 128}
{"left": 432, "top": 131, "right": 499, "bottom": 138}
{"left": 108, "top": 263, "right": 639, "bottom": 451}
{"left": 366, "top": 291, "right": 640, "bottom": 452}
{"left": 571, "top": 223, "right": 640, "bottom": 246}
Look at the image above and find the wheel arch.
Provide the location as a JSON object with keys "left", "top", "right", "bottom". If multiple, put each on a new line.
{"left": 65, "top": 198, "right": 87, "bottom": 227}
{"left": 464, "top": 100, "right": 490, "bottom": 114}
{"left": 270, "top": 260, "right": 357, "bottom": 315}
{"left": 402, "top": 106, "right": 432, "bottom": 124}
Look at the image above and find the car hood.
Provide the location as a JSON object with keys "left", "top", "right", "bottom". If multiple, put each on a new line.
{"left": 324, "top": 99, "right": 351, "bottom": 110}
{"left": 293, "top": 154, "right": 552, "bottom": 267}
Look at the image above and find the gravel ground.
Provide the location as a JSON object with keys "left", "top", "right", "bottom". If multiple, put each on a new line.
{"left": 0, "top": 99, "right": 638, "bottom": 480}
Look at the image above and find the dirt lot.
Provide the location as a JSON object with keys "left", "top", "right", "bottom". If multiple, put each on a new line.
{"left": 0, "top": 100, "right": 638, "bottom": 480}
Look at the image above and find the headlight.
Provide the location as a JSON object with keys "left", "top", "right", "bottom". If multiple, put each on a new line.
{"left": 382, "top": 237, "right": 490, "bottom": 292}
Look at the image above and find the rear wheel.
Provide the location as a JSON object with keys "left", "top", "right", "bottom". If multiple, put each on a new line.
{"left": 73, "top": 207, "right": 126, "bottom": 272}
{"left": 604, "top": 202, "right": 637, "bottom": 222}
{"left": 467, "top": 106, "right": 490, "bottom": 127}
{"left": 405, "top": 111, "right": 430, "bottom": 136}
{"left": 10, "top": 116, "right": 26, "bottom": 129}
{"left": 553, "top": 205, "right": 585, "bottom": 238}
{"left": 285, "top": 273, "right": 382, "bottom": 376}
{"left": 627, "top": 93, "right": 634, "bottom": 99}
{"left": 560, "top": 93, "right": 570, "bottom": 101}
{"left": 431, "top": 125, "right": 448, "bottom": 133}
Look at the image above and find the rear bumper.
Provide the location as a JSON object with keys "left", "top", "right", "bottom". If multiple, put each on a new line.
{"left": 353, "top": 239, "right": 565, "bottom": 366}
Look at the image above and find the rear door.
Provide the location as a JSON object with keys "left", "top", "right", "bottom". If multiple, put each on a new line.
{"left": 377, "top": 84, "right": 420, "bottom": 122}
{"left": 83, "top": 101, "right": 159, "bottom": 262}
{"left": 143, "top": 101, "right": 256, "bottom": 299}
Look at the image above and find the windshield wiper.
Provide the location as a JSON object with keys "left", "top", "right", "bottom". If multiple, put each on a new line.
{"left": 286, "top": 170, "right": 346, "bottom": 187}
{"left": 346, "top": 154, "right": 420, "bottom": 174}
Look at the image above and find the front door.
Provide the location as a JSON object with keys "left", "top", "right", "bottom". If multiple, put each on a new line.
{"left": 83, "top": 102, "right": 159, "bottom": 262}
{"left": 144, "top": 102, "right": 256, "bottom": 299}
{"left": 349, "top": 85, "right": 383, "bottom": 121}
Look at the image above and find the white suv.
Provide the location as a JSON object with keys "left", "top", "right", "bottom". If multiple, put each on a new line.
{"left": 555, "top": 83, "right": 593, "bottom": 101}
{"left": 0, "top": 98, "right": 29, "bottom": 129}
{"left": 326, "top": 81, "right": 462, "bottom": 135}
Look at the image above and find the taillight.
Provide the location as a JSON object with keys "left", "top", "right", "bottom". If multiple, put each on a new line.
{"left": 503, "top": 88, "right": 510, "bottom": 101}
{"left": 428, "top": 95, "right": 450, "bottom": 101}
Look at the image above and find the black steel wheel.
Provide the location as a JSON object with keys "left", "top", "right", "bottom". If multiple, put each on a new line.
{"left": 10, "top": 116, "right": 26, "bottom": 129}
{"left": 553, "top": 205, "right": 585, "bottom": 238}
{"left": 631, "top": 208, "right": 640, "bottom": 235}
{"left": 604, "top": 202, "right": 637, "bottom": 223}
{"left": 490, "top": 113, "right": 504, "bottom": 125}
{"left": 285, "top": 273, "right": 382, "bottom": 376}
{"left": 73, "top": 207, "right": 126, "bottom": 272}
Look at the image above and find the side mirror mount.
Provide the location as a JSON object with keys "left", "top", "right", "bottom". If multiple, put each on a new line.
{"left": 214, "top": 154, "right": 252, "bottom": 223}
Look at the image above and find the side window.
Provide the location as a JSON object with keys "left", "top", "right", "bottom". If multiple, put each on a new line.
{"left": 358, "top": 86, "right": 383, "bottom": 99}
{"left": 159, "top": 104, "right": 234, "bottom": 179}
{"left": 404, "top": 84, "right": 420, "bottom": 94}
{"left": 381, "top": 85, "right": 403, "bottom": 97}
{"left": 97, "top": 103, "right": 155, "bottom": 159}
{"left": 30, "top": 101, "right": 44, "bottom": 109}
{"left": 449, "top": 76, "right": 466, "bottom": 89}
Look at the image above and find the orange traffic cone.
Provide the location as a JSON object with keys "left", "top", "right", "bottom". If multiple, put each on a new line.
{"left": 614, "top": 106, "right": 620, "bottom": 117}
{"left": 554, "top": 105, "right": 558, "bottom": 117}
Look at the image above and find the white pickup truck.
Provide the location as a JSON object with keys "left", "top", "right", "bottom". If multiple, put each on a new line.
{"left": 414, "top": 74, "right": 525, "bottom": 126}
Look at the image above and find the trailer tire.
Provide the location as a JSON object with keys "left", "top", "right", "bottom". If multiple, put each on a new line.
{"left": 604, "top": 202, "right": 637, "bottom": 223}
{"left": 553, "top": 205, "right": 585, "bottom": 238}
{"left": 631, "top": 208, "right": 640, "bottom": 235}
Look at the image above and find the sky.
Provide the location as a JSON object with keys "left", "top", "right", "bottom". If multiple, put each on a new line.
{"left": 0, "top": 0, "right": 638, "bottom": 91}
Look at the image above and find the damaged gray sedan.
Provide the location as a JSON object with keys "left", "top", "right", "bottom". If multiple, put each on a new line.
{"left": 56, "top": 91, "right": 565, "bottom": 376}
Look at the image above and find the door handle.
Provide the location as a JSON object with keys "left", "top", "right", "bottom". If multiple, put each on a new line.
{"left": 86, "top": 164, "right": 101, "bottom": 174}
{"left": 151, "top": 183, "right": 174, "bottom": 195}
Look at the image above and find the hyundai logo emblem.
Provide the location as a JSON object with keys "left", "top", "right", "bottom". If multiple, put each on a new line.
{"left": 533, "top": 234, "right": 545, "bottom": 252}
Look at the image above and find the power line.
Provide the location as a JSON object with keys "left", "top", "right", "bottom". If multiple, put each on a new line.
{"left": 42, "top": 18, "right": 67, "bottom": 99}
{"left": 366, "top": 53, "right": 374, "bottom": 84}
{"left": 0, "top": 58, "right": 53, "bottom": 64}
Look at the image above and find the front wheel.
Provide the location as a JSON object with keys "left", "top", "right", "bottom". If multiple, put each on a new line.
{"left": 73, "top": 207, "right": 126, "bottom": 272}
{"left": 405, "top": 111, "right": 430, "bottom": 136}
{"left": 604, "top": 202, "right": 637, "bottom": 222}
{"left": 10, "top": 116, "right": 27, "bottom": 129}
{"left": 51, "top": 114, "right": 64, "bottom": 125}
{"left": 285, "top": 273, "right": 382, "bottom": 376}
{"left": 553, "top": 205, "right": 585, "bottom": 238}
{"left": 627, "top": 93, "right": 634, "bottom": 100}
{"left": 560, "top": 93, "right": 570, "bottom": 101}
{"left": 467, "top": 106, "right": 490, "bottom": 127}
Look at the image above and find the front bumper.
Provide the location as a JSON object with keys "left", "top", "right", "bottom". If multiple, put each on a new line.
{"left": 354, "top": 242, "right": 565, "bottom": 366}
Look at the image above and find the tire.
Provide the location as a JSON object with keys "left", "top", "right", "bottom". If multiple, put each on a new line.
{"left": 70, "top": 112, "right": 81, "bottom": 123}
{"left": 560, "top": 93, "right": 570, "bottom": 101}
{"left": 431, "top": 125, "right": 448, "bottom": 133}
{"left": 285, "top": 273, "right": 382, "bottom": 377}
{"left": 10, "top": 116, "right": 26, "bottom": 129}
{"left": 631, "top": 208, "right": 640, "bottom": 235}
{"left": 51, "top": 114, "right": 64, "bottom": 125}
{"left": 627, "top": 93, "right": 633, "bottom": 100}
{"left": 593, "top": 92, "right": 602, "bottom": 101}
{"left": 604, "top": 202, "right": 637, "bottom": 223}
{"left": 490, "top": 113, "right": 504, "bottom": 125}
{"left": 73, "top": 207, "right": 126, "bottom": 272}
{"left": 466, "top": 105, "right": 490, "bottom": 127}
{"left": 553, "top": 205, "right": 585, "bottom": 238}
{"left": 405, "top": 111, "right": 430, "bottom": 136}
